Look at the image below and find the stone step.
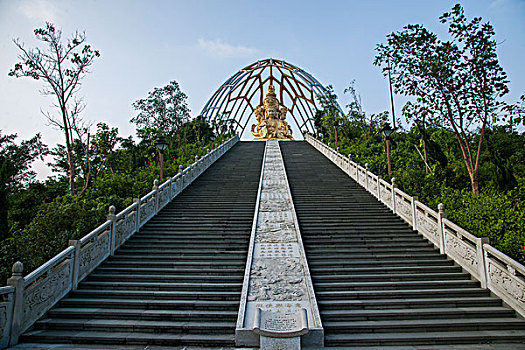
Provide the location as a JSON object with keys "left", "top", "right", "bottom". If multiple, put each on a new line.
{"left": 324, "top": 330, "right": 525, "bottom": 346}
{"left": 95, "top": 266, "right": 244, "bottom": 275}
{"left": 79, "top": 281, "right": 242, "bottom": 291}
{"left": 314, "top": 279, "right": 480, "bottom": 291}
{"left": 315, "top": 287, "right": 490, "bottom": 300}
{"left": 102, "top": 260, "right": 246, "bottom": 268}
{"left": 34, "top": 318, "right": 234, "bottom": 334}
{"left": 320, "top": 306, "right": 516, "bottom": 321}
{"left": 310, "top": 265, "right": 462, "bottom": 275}
{"left": 21, "top": 329, "right": 235, "bottom": 346}
{"left": 114, "top": 249, "right": 247, "bottom": 256}
{"left": 312, "top": 272, "right": 471, "bottom": 282}
{"left": 47, "top": 307, "right": 238, "bottom": 321}
{"left": 70, "top": 289, "right": 240, "bottom": 301}
{"left": 58, "top": 298, "right": 239, "bottom": 311}
{"left": 317, "top": 296, "right": 501, "bottom": 310}
{"left": 323, "top": 317, "right": 525, "bottom": 333}
{"left": 307, "top": 246, "right": 438, "bottom": 254}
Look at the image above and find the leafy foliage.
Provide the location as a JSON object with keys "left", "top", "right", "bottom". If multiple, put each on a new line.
{"left": 374, "top": 4, "right": 509, "bottom": 194}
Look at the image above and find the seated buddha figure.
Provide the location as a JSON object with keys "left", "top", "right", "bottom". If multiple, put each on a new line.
{"left": 251, "top": 85, "right": 293, "bottom": 140}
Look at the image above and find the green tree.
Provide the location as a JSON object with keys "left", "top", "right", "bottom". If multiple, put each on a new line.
{"left": 375, "top": 4, "right": 509, "bottom": 194}
{"left": 131, "top": 80, "right": 190, "bottom": 149}
{"left": 0, "top": 132, "right": 47, "bottom": 240}
{"left": 9, "top": 22, "right": 100, "bottom": 196}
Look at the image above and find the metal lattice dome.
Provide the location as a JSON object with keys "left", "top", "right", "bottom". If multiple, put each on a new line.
{"left": 200, "top": 58, "right": 343, "bottom": 139}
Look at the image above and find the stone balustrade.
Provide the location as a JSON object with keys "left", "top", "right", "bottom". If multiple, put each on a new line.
{"left": 0, "top": 135, "right": 239, "bottom": 347}
{"left": 305, "top": 133, "right": 525, "bottom": 318}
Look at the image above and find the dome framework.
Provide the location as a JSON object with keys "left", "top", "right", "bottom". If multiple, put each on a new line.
{"left": 200, "top": 58, "right": 343, "bottom": 138}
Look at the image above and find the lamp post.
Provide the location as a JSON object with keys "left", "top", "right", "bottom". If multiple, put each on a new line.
{"left": 156, "top": 136, "right": 168, "bottom": 181}
{"left": 381, "top": 123, "right": 394, "bottom": 177}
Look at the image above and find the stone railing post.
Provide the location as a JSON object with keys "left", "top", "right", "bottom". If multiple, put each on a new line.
{"left": 69, "top": 240, "right": 81, "bottom": 290}
{"left": 365, "top": 163, "right": 369, "bottom": 191}
{"left": 108, "top": 205, "right": 117, "bottom": 256}
{"left": 377, "top": 176, "right": 382, "bottom": 199}
{"left": 179, "top": 165, "right": 184, "bottom": 189}
{"left": 411, "top": 196, "right": 418, "bottom": 231}
{"left": 347, "top": 154, "right": 352, "bottom": 175}
{"left": 153, "top": 179, "right": 159, "bottom": 213}
{"left": 195, "top": 155, "right": 200, "bottom": 176}
{"left": 7, "top": 262, "right": 24, "bottom": 346}
{"left": 134, "top": 198, "right": 141, "bottom": 231}
{"left": 478, "top": 237, "right": 490, "bottom": 289}
{"left": 391, "top": 177, "right": 397, "bottom": 214}
{"left": 167, "top": 178, "right": 172, "bottom": 201}
{"left": 438, "top": 203, "right": 447, "bottom": 254}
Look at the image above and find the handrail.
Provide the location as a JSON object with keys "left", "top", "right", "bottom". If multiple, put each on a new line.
{"left": 2, "top": 134, "right": 240, "bottom": 346}
{"left": 305, "top": 133, "right": 525, "bottom": 318}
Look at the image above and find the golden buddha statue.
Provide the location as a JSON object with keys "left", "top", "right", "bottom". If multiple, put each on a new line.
{"left": 251, "top": 85, "right": 293, "bottom": 140}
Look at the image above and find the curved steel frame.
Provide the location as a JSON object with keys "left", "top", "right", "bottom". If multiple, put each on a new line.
{"left": 201, "top": 58, "right": 343, "bottom": 137}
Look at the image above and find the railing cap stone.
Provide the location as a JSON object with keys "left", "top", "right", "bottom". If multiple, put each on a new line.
{"left": 12, "top": 261, "right": 23, "bottom": 275}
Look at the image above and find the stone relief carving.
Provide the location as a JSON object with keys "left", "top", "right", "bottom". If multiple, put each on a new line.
{"left": 116, "top": 212, "right": 136, "bottom": 246}
{"left": 488, "top": 261, "right": 525, "bottom": 304}
{"left": 249, "top": 258, "right": 306, "bottom": 301}
{"left": 140, "top": 198, "right": 155, "bottom": 222}
{"left": 382, "top": 190, "right": 392, "bottom": 205}
{"left": 23, "top": 262, "right": 71, "bottom": 328}
{"left": 397, "top": 199, "right": 413, "bottom": 220}
{"left": 418, "top": 212, "right": 439, "bottom": 241}
{"left": 446, "top": 234, "right": 478, "bottom": 268}
{"left": 260, "top": 200, "right": 289, "bottom": 212}
{"left": 79, "top": 232, "right": 110, "bottom": 276}
{"left": 256, "top": 221, "right": 296, "bottom": 243}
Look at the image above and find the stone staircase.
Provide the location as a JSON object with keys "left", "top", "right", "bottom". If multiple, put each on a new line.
{"left": 280, "top": 141, "right": 525, "bottom": 348}
{"left": 18, "top": 141, "right": 264, "bottom": 347}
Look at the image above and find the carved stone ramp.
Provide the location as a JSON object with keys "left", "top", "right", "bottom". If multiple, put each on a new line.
{"left": 15, "top": 142, "right": 264, "bottom": 348}
{"left": 280, "top": 141, "right": 525, "bottom": 349}
{"left": 236, "top": 140, "right": 323, "bottom": 348}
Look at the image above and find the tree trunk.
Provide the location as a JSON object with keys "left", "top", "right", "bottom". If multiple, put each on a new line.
{"left": 470, "top": 173, "right": 479, "bottom": 195}
{"left": 67, "top": 147, "right": 75, "bottom": 196}
{"left": 422, "top": 139, "right": 429, "bottom": 173}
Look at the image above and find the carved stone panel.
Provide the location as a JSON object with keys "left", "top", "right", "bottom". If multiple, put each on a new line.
{"left": 79, "top": 231, "right": 110, "bottom": 278}
{"left": 445, "top": 233, "right": 478, "bottom": 276}
{"left": 488, "top": 260, "right": 525, "bottom": 305}
{"left": 248, "top": 258, "right": 306, "bottom": 301}
{"left": 417, "top": 211, "right": 439, "bottom": 245}
{"left": 23, "top": 261, "right": 72, "bottom": 330}
{"left": 116, "top": 212, "right": 136, "bottom": 247}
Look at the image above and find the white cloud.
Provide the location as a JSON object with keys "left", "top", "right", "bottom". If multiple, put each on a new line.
{"left": 489, "top": 0, "right": 506, "bottom": 9}
{"left": 18, "top": 0, "right": 60, "bottom": 23}
{"left": 198, "top": 38, "right": 259, "bottom": 58}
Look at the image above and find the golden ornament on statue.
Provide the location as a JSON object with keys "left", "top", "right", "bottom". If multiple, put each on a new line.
{"left": 251, "top": 85, "right": 293, "bottom": 140}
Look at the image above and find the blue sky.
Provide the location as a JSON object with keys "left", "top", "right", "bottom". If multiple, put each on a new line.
{"left": 1, "top": 0, "right": 524, "bottom": 178}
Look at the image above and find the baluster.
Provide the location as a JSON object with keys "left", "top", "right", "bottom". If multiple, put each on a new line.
{"left": 108, "top": 205, "right": 117, "bottom": 255}
{"left": 365, "top": 163, "right": 369, "bottom": 191}
{"left": 134, "top": 198, "right": 141, "bottom": 231}
{"left": 153, "top": 179, "right": 159, "bottom": 214}
{"left": 438, "top": 203, "right": 447, "bottom": 254}
{"left": 391, "top": 178, "right": 397, "bottom": 214}
{"left": 411, "top": 196, "right": 418, "bottom": 231}
{"left": 69, "top": 240, "right": 81, "bottom": 290}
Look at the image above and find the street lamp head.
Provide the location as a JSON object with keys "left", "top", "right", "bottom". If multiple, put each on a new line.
{"left": 156, "top": 136, "right": 168, "bottom": 153}
{"left": 381, "top": 123, "right": 393, "bottom": 139}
